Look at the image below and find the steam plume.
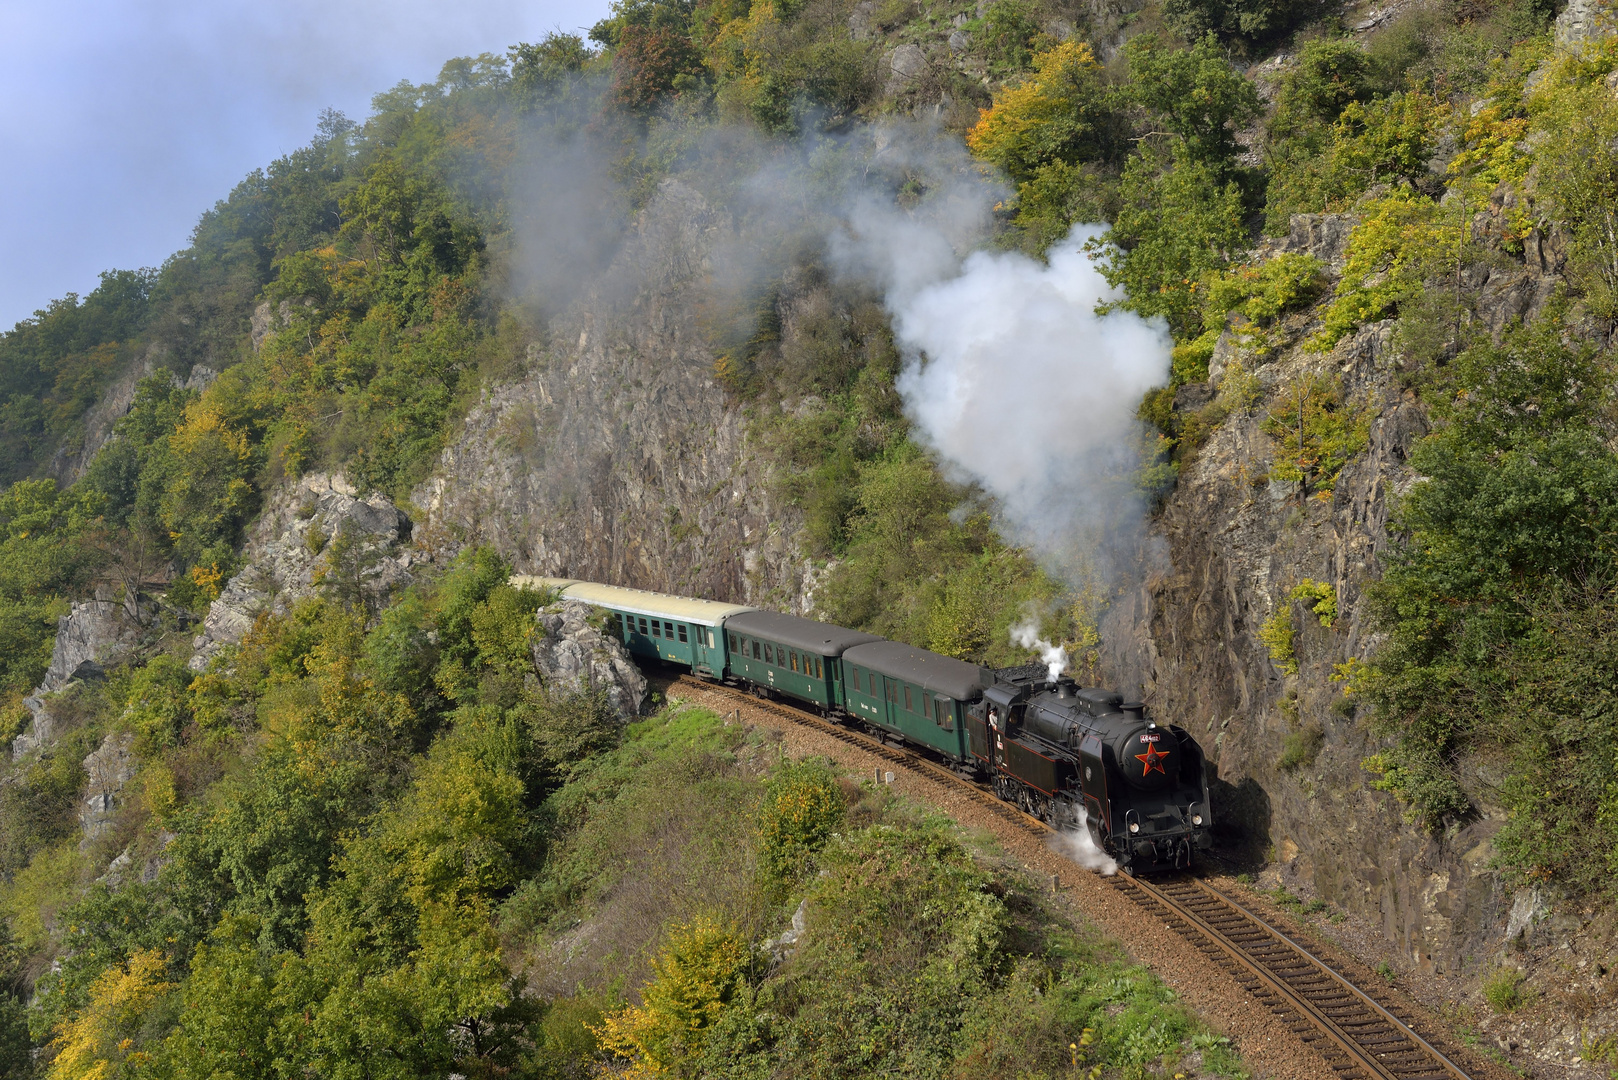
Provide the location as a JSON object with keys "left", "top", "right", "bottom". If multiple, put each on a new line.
{"left": 1049, "top": 807, "right": 1117, "bottom": 875}
{"left": 884, "top": 225, "right": 1172, "bottom": 581}
{"left": 1010, "top": 616, "right": 1068, "bottom": 682}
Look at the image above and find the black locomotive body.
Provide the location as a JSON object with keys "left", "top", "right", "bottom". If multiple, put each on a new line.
{"left": 965, "top": 667, "right": 1211, "bottom": 873}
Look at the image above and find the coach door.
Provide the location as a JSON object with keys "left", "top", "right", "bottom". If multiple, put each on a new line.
{"left": 691, "top": 623, "right": 716, "bottom": 677}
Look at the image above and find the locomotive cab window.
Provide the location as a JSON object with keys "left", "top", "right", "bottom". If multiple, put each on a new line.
{"left": 677, "top": 624, "right": 688, "bottom": 643}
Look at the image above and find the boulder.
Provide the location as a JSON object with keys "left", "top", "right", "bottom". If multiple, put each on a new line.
{"left": 531, "top": 600, "right": 648, "bottom": 717}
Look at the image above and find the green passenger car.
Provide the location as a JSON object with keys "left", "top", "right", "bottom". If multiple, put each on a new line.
{"left": 721, "top": 610, "right": 881, "bottom": 710}
{"left": 514, "top": 577, "right": 754, "bottom": 677}
{"left": 841, "top": 641, "right": 991, "bottom": 761}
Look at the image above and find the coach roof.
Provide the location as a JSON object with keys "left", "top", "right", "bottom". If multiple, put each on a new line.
{"left": 510, "top": 576, "right": 754, "bottom": 627}
{"left": 842, "top": 640, "right": 990, "bottom": 700}
{"left": 724, "top": 610, "right": 881, "bottom": 655}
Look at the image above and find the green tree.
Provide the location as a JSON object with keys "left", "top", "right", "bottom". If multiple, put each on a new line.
{"left": 1102, "top": 141, "right": 1249, "bottom": 338}
{"left": 1125, "top": 35, "right": 1261, "bottom": 171}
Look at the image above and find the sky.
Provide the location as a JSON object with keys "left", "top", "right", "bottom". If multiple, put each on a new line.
{"left": 0, "top": 0, "right": 614, "bottom": 329}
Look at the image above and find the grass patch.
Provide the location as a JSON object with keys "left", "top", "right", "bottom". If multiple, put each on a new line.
{"left": 1482, "top": 967, "right": 1530, "bottom": 1013}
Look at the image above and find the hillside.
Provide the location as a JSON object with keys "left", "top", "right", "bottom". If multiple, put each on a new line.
{"left": 1, "top": 0, "right": 1617, "bottom": 1073}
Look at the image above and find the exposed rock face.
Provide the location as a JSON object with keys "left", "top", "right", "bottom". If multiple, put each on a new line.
{"left": 1103, "top": 211, "right": 1568, "bottom": 983}
{"left": 413, "top": 179, "right": 812, "bottom": 612}
{"left": 12, "top": 599, "right": 145, "bottom": 760}
{"left": 191, "top": 472, "right": 414, "bottom": 670}
{"left": 49, "top": 349, "right": 159, "bottom": 484}
{"left": 80, "top": 731, "right": 135, "bottom": 850}
{"left": 1555, "top": 0, "right": 1618, "bottom": 47}
{"left": 531, "top": 599, "right": 648, "bottom": 717}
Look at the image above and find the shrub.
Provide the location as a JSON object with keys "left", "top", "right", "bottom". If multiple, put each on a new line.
{"left": 758, "top": 758, "right": 846, "bottom": 888}
{"left": 1266, "top": 93, "right": 1449, "bottom": 236}
{"left": 1290, "top": 579, "right": 1337, "bottom": 628}
{"left": 1261, "top": 376, "right": 1369, "bottom": 496}
{"left": 595, "top": 914, "right": 753, "bottom": 1072}
{"left": 1259, "top": 609, "right": 1296, "bottom": 675}
{"left": 1278, "top": 725, "right": 1324, "bottom": 770}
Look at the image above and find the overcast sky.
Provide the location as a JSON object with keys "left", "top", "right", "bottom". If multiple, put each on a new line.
{"left": 0, "top": 0, "right": 613, "bottom": 329}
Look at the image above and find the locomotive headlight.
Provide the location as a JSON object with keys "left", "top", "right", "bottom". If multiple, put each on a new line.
{"left": 1128, "top": 822, "right": 1140, "bottom": 834}
{"left": 1192, "top": 814, "right": 1204, "bottom": 827}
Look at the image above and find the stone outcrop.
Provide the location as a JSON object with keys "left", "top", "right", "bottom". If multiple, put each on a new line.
{"left": 80, "top": 731, "right": 135, "bottom": 851}
{"left": 191, "top": 471, "right": 414, "bottom": 670}
{"left": 413, "top": 178, "right": 813, "bottom": 613}
{"left": 531, "top": 599, "right": 648, "bottom": 717}
{"left": 12, "top": 598, "right": 145, "bottom": 760}
{"left": 1555, "top": 0, "right": 1618, "bottom": 48}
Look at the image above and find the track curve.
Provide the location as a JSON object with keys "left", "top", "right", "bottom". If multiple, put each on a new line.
{"left": 670, "top": 673, "right": 1484, "bottom": 1080}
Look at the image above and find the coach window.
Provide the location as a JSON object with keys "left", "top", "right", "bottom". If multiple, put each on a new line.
{"left": 885, "top": 679, "right": 896, "bottom": 703}
{"left": 751, "top": 640, "right": 760, "bottom": 660}
{"left": 814, "top": 656, "right": 822, "bottom": 678}
{"left": 903, "top": 685, "right": 912, "bottom": 712}
{"left": 708, "top": 630, "right": 715, "bottom": 648}
{"left": 867, "top": 671, "right": 877, "bottom": 696}
{"left": 678, "top": 624, "right": 688, "bottom": 643}
{"left": 653, "top": 620, "right": 663, "bottom": 638}
{"left": 789, "top": 650, "right": 798, "bottom": 673}
{"left": 638, "top": 617, "right": 649, "bottom": 635}
{"left": 727, "top": 632, "right": 737, "bottom": 651}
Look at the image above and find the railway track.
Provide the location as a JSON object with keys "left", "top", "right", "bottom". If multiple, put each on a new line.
{"left": 669, "top": 673, "right": 1484, "bottom": 1080}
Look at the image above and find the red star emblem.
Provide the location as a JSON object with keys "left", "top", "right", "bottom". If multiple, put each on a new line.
{"left": 1135, "top": 740, "right": 1170, "bottom": 777}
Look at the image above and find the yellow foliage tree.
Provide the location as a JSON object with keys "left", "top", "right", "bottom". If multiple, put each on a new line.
{"left": 967, "top": 41, "right": 1107, "bottom": 184}
{"left": 46, "top": 949, "right": 173, "bottom": 1080}
{"left": 594, "top": 916, "right": 752, "bottom": 1076}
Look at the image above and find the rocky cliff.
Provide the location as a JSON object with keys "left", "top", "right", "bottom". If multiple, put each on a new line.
{"left": 1102, "top": 203, "right": 1590, "bottom": 1031}
{"left": 412, "top": 179, "right": 815, "bottom": 613}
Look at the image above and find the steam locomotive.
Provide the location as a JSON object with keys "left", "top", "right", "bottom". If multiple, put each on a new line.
{"left": 516, "top": 576, "right": 1213, "bottom": 874}
{"left": 968, "top": 664, "right": 1210, "bottom": 873}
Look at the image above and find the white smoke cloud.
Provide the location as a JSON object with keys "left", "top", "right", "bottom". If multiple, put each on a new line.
{"left": 886, "top": 226, "right": 1172, "bottom": 577}
{"left": 1010, "top": 616, "right": 1069, "bottom": 682}
{"left": 1050, "top": 806, "right": 1117, "bottom": 875}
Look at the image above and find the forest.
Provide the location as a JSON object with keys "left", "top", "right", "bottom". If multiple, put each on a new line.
{"left": 0, "top": 0, "right": 1615, "bottom": 1071}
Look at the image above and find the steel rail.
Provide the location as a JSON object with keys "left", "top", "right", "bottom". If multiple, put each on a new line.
{"left": 1126, "top": 875, "right": 1468, "bottom": 1080}
{"left": 1179, "top": 878, "right": 1473, "bottom": 1080}
{"left": 666, "top": 672, "right": 1477, "bottom": 1080}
